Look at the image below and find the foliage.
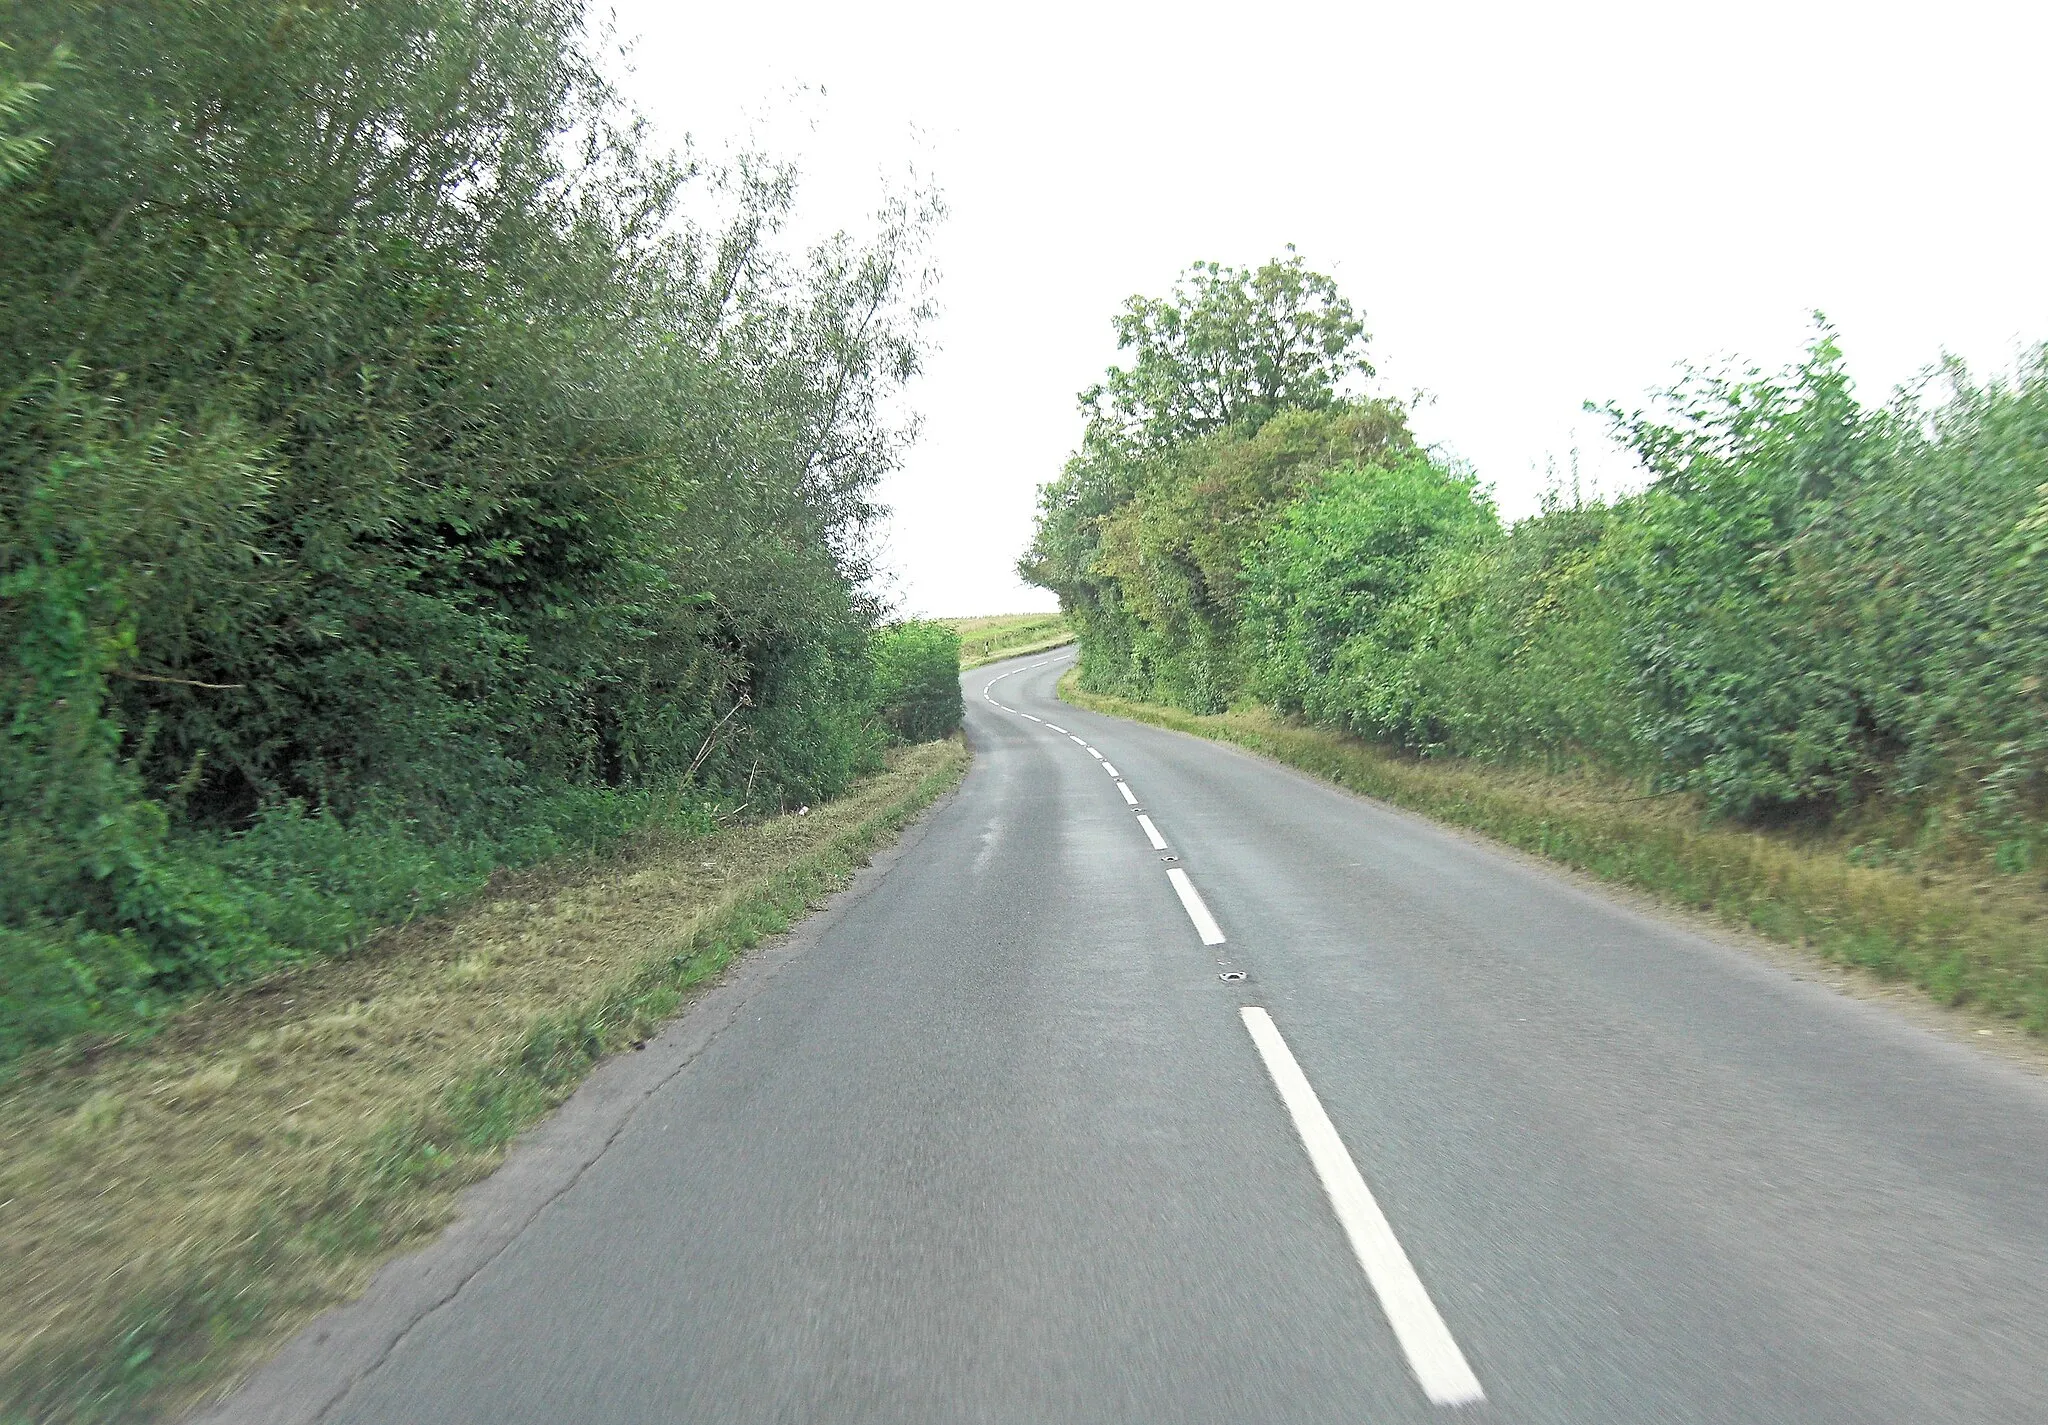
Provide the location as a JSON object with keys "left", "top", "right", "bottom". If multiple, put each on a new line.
{"left": 1358, "top": 497, "right": 1639, "bottom": 768}
{"left": 1020, "top": 253, "right": 1411, "bottom": 711}
{"left": 0, "top": 0, "right": 939, "bottom": 1055}
{"left": 0, "top": 38, "right": 56, "bottom": 185}
{"left": 1241, "top": 454, "right": 1497, "bottom": 727}
{"left": 1587, "top": 335, "right": 2048, "bottom": 840}
{"left": 1028, "top": 273, "right": 2048, "bottom": 881}
{"left": 1025, "top": 409, "right": 1414, "bottom": 712}
{"left": 871, "top": 620, "right": 963, "bottom": 742}
{"left": 1081, "top": 248, "right": 1372, "bottom": 453}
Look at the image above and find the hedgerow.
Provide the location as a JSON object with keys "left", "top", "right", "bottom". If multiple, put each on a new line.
{"left": 1026, "top": 257, "right": 2048, "bottom": 881}
{"left": 0, "top": 0, "right": 942, "bottom": 1054}
{"left": 871, "top": 621, "right": 964, "bottom": 743}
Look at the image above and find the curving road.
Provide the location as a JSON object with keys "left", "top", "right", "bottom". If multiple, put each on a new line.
{"left": 209, "top": 649, "right": 2048, "bottom": 1424}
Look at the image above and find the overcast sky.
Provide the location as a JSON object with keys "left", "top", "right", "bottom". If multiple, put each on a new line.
{"left": 610, "top": 0, "right": 2048, "bottom": 616}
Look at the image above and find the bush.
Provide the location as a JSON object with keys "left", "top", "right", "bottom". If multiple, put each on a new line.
{"left": 0, "top": 1, "right": 937, "bottom": 1058}
{"left": 871, "top": 622, "right": 963, "bottom": 742}
{"left": 1023, "top": 403, "right": 1415, "bottom": 712}
{"left": 1240, "top": 454, "right": 1496, "bottom": 726}
{"left": 1028, "top": 298, "right": 2048, "bottom": 873}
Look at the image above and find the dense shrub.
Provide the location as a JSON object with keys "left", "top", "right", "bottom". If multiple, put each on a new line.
{"left": 1028, "top": 261, "right": 2048, "bottom": 874}
{"left": 1021, "top": 254, "right": 1403, "bottom": 713}
{"left": 1354, "top": 498, "right": 1640, "bottom": 767}
{"left": 1241, "top": 455, "right": 1497, "bottom": 727}
{"left": 871, "top": 621, "right": 963, "bottom": 742}
{"left": 0, "top": 0, "right": 937, "bottom": 1054}
{"left": 1026, "top": 406, "right": 1413, "bottom": 712}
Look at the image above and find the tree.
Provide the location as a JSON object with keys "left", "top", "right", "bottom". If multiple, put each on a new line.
{"left": 0, "top": 0, "right": 942, "bottom": 1046}
{"left": 1081, "top": 248, "right": 1371, "bottom": 451}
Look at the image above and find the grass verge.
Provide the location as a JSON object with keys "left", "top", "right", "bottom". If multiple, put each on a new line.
{"left": 0, "top": 737, "right": 968, "bottom": 1425}
{"left": 946, "top": 612, "right": 1073, "bottom": 669}
{"left": 1061, "top": 676, "right": 2048, "bottom": 1031}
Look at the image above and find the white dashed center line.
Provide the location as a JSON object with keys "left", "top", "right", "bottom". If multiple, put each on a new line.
{"left": 1239, "top": 1007, "right": 1485, "bottom": 1408}
{"left": 1165, "top": 867, "right": 1226, "bottom": 945}
{"left": 977, "top": 652, "right": 1485, "bottom": 1413}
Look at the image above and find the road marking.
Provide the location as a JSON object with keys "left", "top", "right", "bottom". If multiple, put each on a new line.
{"left": 1165, "top": 868, "right": 1226, "bottom": 945}
{"left": 1137, "top": 814, "right": 1168, "bottom": 850}
{"left": 1087, "top": 747, "right": 1103, "bottom": 759}
{"left": 1117, "top": 782, "right": 1138, "bottom": 805}
{"left": 1070, "top": 735, "right": 1088, "bottom": 745}
{"left": 1046, "top": 724, "right": 1067, "bottom": 733}
{"left": 1238, "top": 1008, "right": 1485, "bottom": 1408}
{"left": 1101, "top": 762, "right": 1119, "bottom": 778}
{"left": 1021, "top": 714, "right": 1041, "bottom": 722}
{"left": 976, "top": 651, "right": 1073, "bottom": 705}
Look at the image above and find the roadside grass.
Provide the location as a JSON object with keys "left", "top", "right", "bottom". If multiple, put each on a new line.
{"left": 1061, "top": 677, "right": 2048, "bottom": 1032}
{"left": 0, "top": 738, "right": 968, "bottom": 1425}
{"left": 945, "top": 612, "right": 1073, "bottom": 669}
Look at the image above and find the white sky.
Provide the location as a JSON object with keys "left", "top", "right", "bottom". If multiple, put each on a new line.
{"left": 610, "top": 0, "right": 2048, "bottom": 616}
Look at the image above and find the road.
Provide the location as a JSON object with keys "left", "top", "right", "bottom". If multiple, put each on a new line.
{"left": 212, "top": 650, "right": 2048, "bottom": 1424}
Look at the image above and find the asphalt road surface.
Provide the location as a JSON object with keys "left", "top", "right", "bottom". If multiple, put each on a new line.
{"left": 212, "top": 649, "right": 2048, "bottom": 1424}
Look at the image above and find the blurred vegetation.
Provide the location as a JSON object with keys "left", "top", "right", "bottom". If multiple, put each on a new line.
{"left": 0, "top": 0, "right": 947, "bottom": 1058}
{"left": 871, "top": 620, "right": 963, "bottom": 742}
{"left": 1026, "top": 256, "right": 2048, "bottom": 920}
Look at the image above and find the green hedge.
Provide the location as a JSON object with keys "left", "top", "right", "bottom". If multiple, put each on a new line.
{"left": 872, "top": 622, "right": 964, "bottom": 742}
{"left": 0, "top": 2, "right": 935, "bottom": 1058}
{"left": 1028, "top": 323, "right": 2048, "bottom": 872}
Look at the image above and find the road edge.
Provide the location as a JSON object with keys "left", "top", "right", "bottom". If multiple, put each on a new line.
{"left": 186, "top": 750, "right": 969, "bottom": 1425}
{"left": 1058, "top": 673, "right": 2048, "bottom": 1078}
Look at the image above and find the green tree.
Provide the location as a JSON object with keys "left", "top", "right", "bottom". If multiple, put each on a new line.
{"left": 1082, "top": 248, "right": 1371, "bottom": 452}
{"left": 0, "top": 0, "right": 942, "bottom": 1053}
{"left": 1022, "top": 252, "right": 1397, "bottom": 709}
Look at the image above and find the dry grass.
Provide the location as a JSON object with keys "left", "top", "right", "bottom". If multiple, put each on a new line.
{"left": 943, "top": 612, "right": 1073, "bottom": 669}
{"left": 0, "top": 738, "right": 968, "bottom": 1424}
{"left": 1061, "top": 678, "right": 2048, "bottom": 1031}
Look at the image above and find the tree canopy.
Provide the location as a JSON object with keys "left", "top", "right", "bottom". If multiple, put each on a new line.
{"left": 1023, "top": 254, "right": 1409, "bottom": 712}
{"left": 1080, "top": 248, "right": 1372, "bottom": 452}
{"left": 0, "top": 0, "right": 946, "bottom": 1054}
